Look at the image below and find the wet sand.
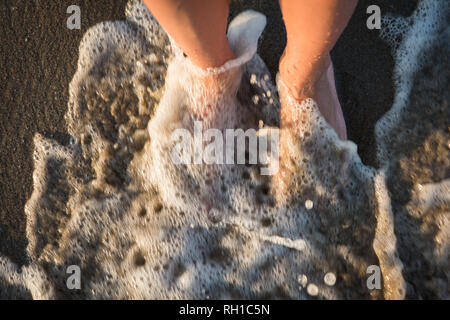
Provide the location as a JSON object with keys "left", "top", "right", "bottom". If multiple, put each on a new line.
{"left": 0, "top": 0, "right": 418, "bottom": 265}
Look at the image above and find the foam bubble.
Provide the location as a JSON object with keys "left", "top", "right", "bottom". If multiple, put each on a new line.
{"left": 324, "top": 272, "right": 336, "bottom": 287}
{"left": 306, "top": 283, "right": 319, "bottom": 297}
{"left": 305, "top": 200, "right": 314, "bottom": 210}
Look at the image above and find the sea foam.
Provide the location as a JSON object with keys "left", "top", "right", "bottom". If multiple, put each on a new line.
{"left": 0, "top": 0, "right": 448, "bottom": 300}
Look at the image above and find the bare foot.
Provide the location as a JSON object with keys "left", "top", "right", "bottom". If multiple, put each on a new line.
{"left": 278, "top": 55, "right": 347, "bottom": 140}
{"left": 189, "top": 64, "right": 241, "bottom": 125}
{"left": 164, "top": 53, "right": 243, "bottom": 131}
{"left": 314, "top": 61, "right": 347, "bottom": 140}
{"left": 272, "top": 56, "right": 347, "bottom": 203}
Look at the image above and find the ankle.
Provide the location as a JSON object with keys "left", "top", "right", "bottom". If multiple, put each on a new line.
{"left": 279, "top": 52, "right": 331, "bottom": 101}
{"left": 188, "top": 39, "right": 236, "bottom": 70}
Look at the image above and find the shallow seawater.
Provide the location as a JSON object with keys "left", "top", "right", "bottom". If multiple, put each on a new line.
{"left": 0, "top": 0, "right": 448, "bottom": 300}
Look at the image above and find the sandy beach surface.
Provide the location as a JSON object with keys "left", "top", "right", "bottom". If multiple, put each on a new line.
{"left": 1, "top": 0, "right": 129, "bottom": 265}
{"left": 1, "top": 0, "right": 449, "bottom": 300}
{"left": 5, "top": 0, "right": 450, "bottom": 304}
{"left": 0, "top": 0, "right": 426, "bottom": 271}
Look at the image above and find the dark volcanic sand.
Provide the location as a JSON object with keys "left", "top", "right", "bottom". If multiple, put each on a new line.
{"left": 0, "top": 0, "right": 418, "bottom": 265}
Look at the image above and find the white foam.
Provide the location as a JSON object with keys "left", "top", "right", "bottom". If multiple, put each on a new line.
{"left": 0, "top": 0, "right": 448, "bottom": 300}
{"left": 376, "top": 0, "right": 449, "bottom": 165}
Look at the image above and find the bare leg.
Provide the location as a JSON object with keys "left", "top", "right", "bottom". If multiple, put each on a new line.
{"left": 143, "top": 0, "right": 234, "bottom": 69}
{"left": 279, "top": 0, "right": 357, "bottom": 140}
